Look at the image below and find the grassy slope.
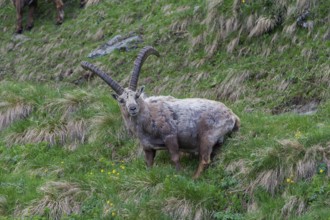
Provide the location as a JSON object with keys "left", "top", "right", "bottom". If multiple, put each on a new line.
{"left": 0, "top": 0, "right": 330, "bottom": 219}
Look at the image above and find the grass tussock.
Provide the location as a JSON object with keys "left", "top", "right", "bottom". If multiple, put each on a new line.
{"left": 247, "top": 141, "right": 330, "bottom": 196}
{"left": 85, "top": 0, "right": 100, "bottom": 7}
{"left": 0, "top": 101, "right": 33, "bottom": 131}
{"left": 18, "top": 181, "right": 90, "bottom": 220}
{"left": 45, "top": 90, "right": 93, "bottom": 119}
{"left": 248, "top": 16, "right": 278, "bottom": 38}
{"left": 281, "top": 196, "right": 307, "bottom": 218}
{"left": 162, "top": 197, "right": 211, "bottom": 220}
{"left": 216, "top": 70, "right": 250, "bottom": 101}
{"left": 226, "top": 159, "right": 249, "bottom": 178}
{"left": 170, "top": 18, "right": 192, "bottom": 35}
{"left": 89, "top": 112, "right": 123, "bottom": 143}
{"left": 0, "top": 196, "right": 7, "bottom": 216}
{"left": 296, "top": 0, "right": 316, "bottom": 12}
{"left": 6, "top": 119, "right": 87, "bottom": 148}
{"left": 118, "top": 172, "right": 163, "bottom": 201}
{"left": 227, "top": 36, "right": 240, "bottom": 54}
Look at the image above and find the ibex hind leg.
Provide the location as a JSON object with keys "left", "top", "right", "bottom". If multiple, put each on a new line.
{"left": 193, "top": 137, "right": 216, "bottom": 179}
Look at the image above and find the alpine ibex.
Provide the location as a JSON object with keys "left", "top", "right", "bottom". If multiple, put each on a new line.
{"left": 81, "top": 46, "right": 240, "bottom": 178}
{"left": 12, "top": 0, "right": 85, "bottom": 34}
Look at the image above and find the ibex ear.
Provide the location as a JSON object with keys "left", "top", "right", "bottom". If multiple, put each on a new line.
{"left": 136, "top": 86, "right": 145, "bottom": 98}
{"left": 111, "top": 93, "right": 119, "bottom": 100}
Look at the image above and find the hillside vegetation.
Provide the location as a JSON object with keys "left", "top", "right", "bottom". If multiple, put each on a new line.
{"left": 0, "top": 0, "right": 330, "bottom": 219}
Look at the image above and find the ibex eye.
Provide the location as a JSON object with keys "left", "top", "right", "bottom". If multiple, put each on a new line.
{"left": 119, "top": 99, "right": 125, "bottom": 104}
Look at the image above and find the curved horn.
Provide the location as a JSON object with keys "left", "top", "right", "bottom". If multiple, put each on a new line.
{"left": 129, "top": 46, "right": 160, "bottom": 91}
{"left": 81, "top": 61, "right": 124, "bottom": 95}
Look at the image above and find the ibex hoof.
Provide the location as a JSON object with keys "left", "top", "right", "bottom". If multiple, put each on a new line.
{"left": 26, "top": 24, "right": 34, "bottom": 31}
{"left": 15, "top": 28, "right": 23, "bottom": 34}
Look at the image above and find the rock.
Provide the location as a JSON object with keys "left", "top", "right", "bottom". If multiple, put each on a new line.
{"left": 91, "top": 28, "right": 104, "bottom": 41}
{"left": 88, "top": 33, "right": 143, "bottom": 58}
{"left": 292, "top": 101, "right": 318, "bottom": 115}
{"left": 296, "top": 10, "right": 314, "bottom": 30}
{"left": 11, "top": 34, "right": 30, "bottom": 43}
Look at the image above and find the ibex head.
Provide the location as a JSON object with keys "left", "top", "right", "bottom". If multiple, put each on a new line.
{"left": 81, "top": 46, "right": 160, "bottom": 117}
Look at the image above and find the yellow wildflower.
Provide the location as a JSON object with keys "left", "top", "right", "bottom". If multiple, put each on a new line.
{"left": 320, "top": 169, "right": 324, "bottom": 174}
{"left": 107, "top": 200, "right": 110, "bottom": 204}
{"left": 101, "top": 169, "right": 104, "bottom": 173}
{"left": 286, "top": 178, "right": 291, "bottom": 183}
{"left": 112, "top": 169, "right": 117, "bottom": 174}
{"left": 294, "top": 130, "right": 302, "bottom": 139}
{"left": 120, "top": 165, "right": 125, "bottom": 170}
{"left": 112, "top": 211, "right": 116, "bottom": 217}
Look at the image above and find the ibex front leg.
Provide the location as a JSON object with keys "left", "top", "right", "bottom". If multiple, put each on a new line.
{"left": 144, "top": 149, "right": 156, "bottom": 168}
{"left": 27, "top": 1, "right": 37, "bottom": 31}
{"left": 53, "top": 0, "right": 64, "bottom": 25}
{"left": 164, "top": 135, "right": 181, "bottom": 171}
{"left": 14, "top": 1, "right": 23, "bottom": 34}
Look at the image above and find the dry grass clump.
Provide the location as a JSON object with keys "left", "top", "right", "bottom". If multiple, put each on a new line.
{"left": 45, "top": 90, "right": 93, "bottom": 119}
{"left": 18, "top": 181, "right": 90, "bottom": 220}
{"left": 283, "top": 23, "right": 297, "bottom": 37}
{"left": 312, "top": 64, "right": 330, "bottom": 96}
{"left": 0, "top": 101, "right": 33, "bottom": 131}
{"left": 297, "top": 144, "right": 330, "bottom": 179}
{"left": 88, "top": 112, "right": 122, "bottom": 143}
{"left": 84, "top": 0, "right": 100, "bottom": 7}
{"left": 247, "top": 141, "right": 330, "bottom": 196}
{"left": 190, "top": 33, "right": 206, "bottom": 52}
{"left": 248, "top": 167, "right": 287, "bottom": 196}
{"left": 226, "top": 159, "right": 249, "bottom": 178}
{"left": 0, "top": 0, "right": 7, "bottom": 7}
{"left": 216, "top": 70, "right": 250, "bottom": 101}
{"left": 170, "top": 18, "right": 192, "bottom": 35}
{"left": 119, "top": 171, "right": 163, "bottom": 201}
{"left": 281, "top": 196, "right": 307, "bottom": 218}
{"left": 0, "top": 196, "right": 7, "bottom": 216}
{"left": 227, "top": 36, "right": 240, "bottom": 53}
{"left": 203, "top": 0, "right": 224, "bottom": 32}
{"left": 162, "top": 197, "right": 212, "bottom": 220}
{"left": 6, "top": 119, "right": 87, "bottom": 148}
{"left": 205, "top": 32, "right": 221, "bottom": 58}
{"left": 296, "top": 0, "right": 316, "bottom": 13}
{"left": 65, "top": 120, "right": 88, "bottom": 151}
{"left": 248, "top": 16, "right": 278, "bottom": 38}
{"left": 246, "top": 14, "right": 257, "bottom": 33}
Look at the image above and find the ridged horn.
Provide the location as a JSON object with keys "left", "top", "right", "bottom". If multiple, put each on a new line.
{"left": 129, "top": 46, "right": 160, "bottom": 91}
{"left": 81, "top": 61, "right": 124, "bottom": 95}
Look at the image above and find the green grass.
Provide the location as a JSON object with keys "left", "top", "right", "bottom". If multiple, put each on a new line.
{"left": 1, "top": 0, "right": 330, "bottom": 219}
